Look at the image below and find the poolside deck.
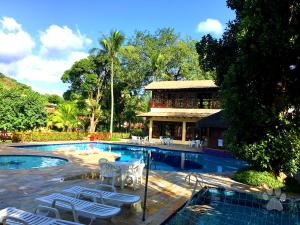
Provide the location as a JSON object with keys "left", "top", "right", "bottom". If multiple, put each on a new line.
{"left": 0, "top": 141, "right": 270, "bottom": 224}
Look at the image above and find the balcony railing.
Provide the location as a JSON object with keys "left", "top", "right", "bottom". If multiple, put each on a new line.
{"left": 150, "top": 99, "right": 219, "bottom": 109}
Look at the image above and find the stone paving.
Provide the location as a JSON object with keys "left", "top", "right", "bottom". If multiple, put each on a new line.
{"left": 0, "top": 141, "right": 269, "bottom": 225}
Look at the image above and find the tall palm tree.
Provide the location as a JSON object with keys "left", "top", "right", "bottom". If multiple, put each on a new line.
{"left": 100, "top": 30, "right": 125, "bottom": 137}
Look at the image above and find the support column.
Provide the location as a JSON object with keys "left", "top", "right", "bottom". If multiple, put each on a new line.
{"left": 182, "top": 121, "right": 186, "bottom": 144}
{"left": 149, "top": 119, "right": 153, "bottom": 140}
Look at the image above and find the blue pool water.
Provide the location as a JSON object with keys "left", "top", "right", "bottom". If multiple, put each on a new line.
{"left": 0, "top": 155, "right": 68, "bottom": 169}
{"left": 164, "top": 187, "right": 300, "bottom": 225}
{"left": 15, "top": 143, "right": 247, "bottom": 173}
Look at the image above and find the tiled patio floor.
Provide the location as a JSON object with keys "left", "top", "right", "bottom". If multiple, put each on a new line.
{"left": 0, "top": 141, "right": 267, "bottom": 224}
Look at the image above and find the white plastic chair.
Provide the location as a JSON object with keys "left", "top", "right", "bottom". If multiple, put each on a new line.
{"left": 189, "top": 140, "right": 197, "bottom": 147}
{"left": 159, "top": 136, "right": 165, "bottom": 145}
{"left": 142, "top": 136, "right": 149, "bottom": 144}
{"left": 129, "top": 136, "right": 138, "bottom": 144}
{"left": 149, "top": 139, "right": 156, "bottom": 145}
{"left": 0, "top": 207, "right": 83, "bottom": 225}
{"left": 165, "top": 138, "right": 171, "bottom": 145}
{"left": 125, "top": 163, "right": 145, "bottom": 190}
{"left": 36, "top": 193, "right": 120, "bottom": 225}
{"left": 99, "top": 162, "right": 118, "bottom": 188}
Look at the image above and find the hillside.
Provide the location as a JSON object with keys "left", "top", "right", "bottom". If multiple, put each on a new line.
{"left": 0, "top": 72, "right": 31, "bottom": 90}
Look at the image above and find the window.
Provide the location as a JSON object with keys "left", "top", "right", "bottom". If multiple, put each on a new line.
{"left": 152, "top": 121, "right": 182, "bottom": 140}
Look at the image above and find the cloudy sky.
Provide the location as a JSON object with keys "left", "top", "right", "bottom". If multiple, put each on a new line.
{"left": 0, "top": 0, "right": 235, "bottom": 95}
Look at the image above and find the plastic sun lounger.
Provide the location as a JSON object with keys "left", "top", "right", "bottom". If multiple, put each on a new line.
{"left": 0, "top": 207, "right": 83, "bottom": 225}
{"left": 62, "top": 185, "right": 141, "bottom": 207}
{"left": 36, "top": 193, "right": 120, "bottom": 225}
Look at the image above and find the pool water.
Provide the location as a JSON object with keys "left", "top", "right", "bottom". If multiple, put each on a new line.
{"left": 164, "top": 188, "right": 300, "bottom": 225}
{"left": 15, "top": 143, "right": 247, "bottom": 173}
{"left": 0, "top": 155, "right": 68, "bottom": 169}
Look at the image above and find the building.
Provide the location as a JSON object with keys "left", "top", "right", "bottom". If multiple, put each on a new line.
{"left": 139, "top": 80, "right": 227, "bottom": 148}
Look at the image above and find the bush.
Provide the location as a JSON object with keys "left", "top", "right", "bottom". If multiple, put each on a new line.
{"left": 282, "top": 177, "right": 300, "bottom": 193}
{"left": 130, "top": 128, "right": 144, "bottom": 137}
{"left": 231, "top": 129, "right": 300, "bottom": 176}
{"left": 12, "top": 132, "right": 87, "bottom": 142}
{"left": 112, "top": 132, "right": 130, "bottom": 139}
{"left": 233, "top": 167, "right": 284, "bottom": 189}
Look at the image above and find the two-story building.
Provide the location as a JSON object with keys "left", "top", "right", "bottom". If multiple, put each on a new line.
{"left": 139, "top": 80, "right": 227, "bottom": 148}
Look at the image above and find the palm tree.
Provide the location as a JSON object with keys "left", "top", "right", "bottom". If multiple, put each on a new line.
{"left": 99, "top": 30, "right": 125, "bottom": 137}
{"left": 52, "top": 103, "right": 79, "bottom": 131}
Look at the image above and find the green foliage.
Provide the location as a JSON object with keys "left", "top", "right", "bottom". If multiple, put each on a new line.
{"left": 49, "top": 103, "right": 80, "bottom": 131}
{"left": 130, "top": 128, "right": 144, "bottom": 137}
{"left": 45, "top": 94, "right": 64, "bottom": 105}
{"left": 62, "top": 55, "right": 109, "bottom": 132}
{"left": 233, "top": 167, "right": 284, "bottom": 189}
{"left": 122, "top": 28, "right": 211, "bottom": 82}
{"left": 232, "top": 129, "right": 300, "bottom": 176}
{"left": 0, "top": 87, "right": 47, "bottom": 131}
{"left": 0, "top": 73, "right": 31, "bottom": 91}
{"left": 282, "top": 177, "right": 300, "bottom": 193}
{"left": 196, "top": 0, "right": 300, "bottom": 175}
{"left": 112, "top": 132, "right": 130, "bottom": 139}
{"left": 96, "top": 30, "right": 125, "bottom": 135}
{"left": 12, "top": 132, "right": 86, "bottom": 142}
{"left": 234, "top": 167, "right": 300, "bottom": 193}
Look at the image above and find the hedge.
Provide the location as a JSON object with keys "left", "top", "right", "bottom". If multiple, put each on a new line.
{"left": 12, "top": 132, "right": 87, "bottom": 142}
{"left": 11, "top": 131, "right": 130, "bottom": 142}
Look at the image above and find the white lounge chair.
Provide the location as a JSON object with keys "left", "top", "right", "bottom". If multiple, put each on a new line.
{"left": 0, "top": 207, "right": 83, "bottom": 225}
{"left": 62, "top": 184, "right": 140, "bottom": 207}
{"left": 36, "top": 193, "right": 120, "bottom": 225}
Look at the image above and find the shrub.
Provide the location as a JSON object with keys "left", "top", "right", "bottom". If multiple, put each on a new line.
{"left": 282, "top": 177, "right": 300, "bottom": 193}
{"left": 12, "top": 132, "right": 87, "bottom": 142}
{"left": 130, "top": 128, "right": 144, "bottom": 137}
{"left": 233, "top": 167, "right": 284, "bottom": 189}
{"left": 113, "top": 132, "right": 130, "bottom": 139}
{"left": 231, "top": 129, "right": 300, "bottom": 176}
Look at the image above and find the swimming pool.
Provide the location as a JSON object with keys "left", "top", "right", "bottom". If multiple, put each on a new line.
{"left": 163, "top": 187, "right": 300, "bottom": 225}
{"left": 15, "top": 143, "right": 247, "bottom": 173}
{"left": 0, "top": 155, "right": 68, "bottom": 169}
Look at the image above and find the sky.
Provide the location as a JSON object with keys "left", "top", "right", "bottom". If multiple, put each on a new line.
{"left": 0, "top": 0, "right": 235, "bottom": 96}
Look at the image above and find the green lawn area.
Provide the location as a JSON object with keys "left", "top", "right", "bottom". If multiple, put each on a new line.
{"left": 233, "top": 167, "right": 300, "bottom": 193}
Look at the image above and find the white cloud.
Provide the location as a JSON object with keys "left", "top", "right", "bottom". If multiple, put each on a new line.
{"left": 1, "top": 51, "right": 89, "bottom": 83}
{"left": 1, "top": 17, "right": 22, "bottom": 31}
{"left": 0, "top": 17, "right": 35, "bottom": 63}
{"left": 197, "top": 18, "right": 223, "bottom": 36}
{"left": 0, "top": 16, "right": 91, "bottom": 94}
{"left": 40, "top": 25, "right": 92, "bottom": 56}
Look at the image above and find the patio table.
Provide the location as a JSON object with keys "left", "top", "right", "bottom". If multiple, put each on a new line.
{"left": 112, "top": 160, "right": 140, "bottom": 189}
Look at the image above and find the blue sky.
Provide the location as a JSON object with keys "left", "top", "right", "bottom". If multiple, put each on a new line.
{"left": 0, "top": 0, "right": 235, "bottom": 95}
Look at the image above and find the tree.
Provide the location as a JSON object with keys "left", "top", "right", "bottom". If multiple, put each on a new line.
{"left": 122, "top": 28, "right": 211, "bottom": 83}
{"left": 50, "top": 103, "right": 79, "bottom": 131}
{"left": 45, "top": 94, "right": 64, "bottom": 105}
{"left": 196, "top": 0, "right": 300, "bottom": 175}
{"left": 0, "top": 87, "right": 47, "bottom": 131}
{"left": 95, "top": 30, "right": 125, "bottom": 136}
{"left": 61, "top": 55, "right": 109, "bottom": 132}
